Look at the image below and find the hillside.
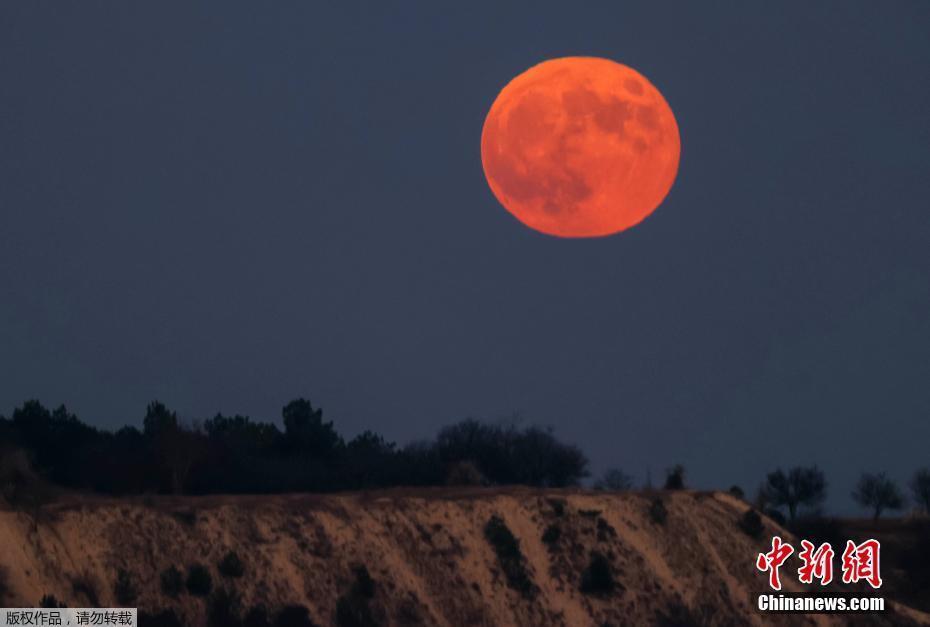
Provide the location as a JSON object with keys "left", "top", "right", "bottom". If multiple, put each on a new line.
{"left": 0, "top": 489, "right": 926, "bottom": 626}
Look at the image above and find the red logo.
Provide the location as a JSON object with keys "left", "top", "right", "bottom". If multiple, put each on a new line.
{"left": 756, "top": 537, "right": 881, "bottom": 590}
{"left": 841, "top": 539, "right": 882, "bottom": 589}
{"left": 756, "top": 536, "right": 794, "bottom": 591}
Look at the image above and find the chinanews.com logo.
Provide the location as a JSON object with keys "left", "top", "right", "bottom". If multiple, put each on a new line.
{"left": 754, "top": 535, "right": 885, "bottom": 613}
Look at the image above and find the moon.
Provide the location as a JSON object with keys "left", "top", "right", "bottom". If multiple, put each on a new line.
{"left": 481, "top": 57, "right": 680, "bottom": 238}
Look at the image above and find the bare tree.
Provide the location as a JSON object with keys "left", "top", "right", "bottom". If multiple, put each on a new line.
{"left": 593, "top": 468, "right": 633, "bottom": 491}
{"left": 0, "top": 448, "right": 53, "bottom": 531}
{"left": 762, "top": 466, "right": 826, "bottom": 522}
{"left": 852, "top": 472, "right": 905, "bottom": 520}
{"left": 910, "top": 468, "right": 930, "bottom": 514}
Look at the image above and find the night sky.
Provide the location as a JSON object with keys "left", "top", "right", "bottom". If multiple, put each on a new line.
{"left": 2, "top": 2, "right": 929, "bottom": 512}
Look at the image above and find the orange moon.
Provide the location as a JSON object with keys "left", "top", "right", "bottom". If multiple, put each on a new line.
{"left": 481, "top": 57, "right": 680, "bottom": 238}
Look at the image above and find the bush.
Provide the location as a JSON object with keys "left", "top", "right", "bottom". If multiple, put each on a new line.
{"left": 334, "top": 565, "right": 378, "bottom": 627}
{"left": 350, "top": 565, "right": 375, "bottom": 599}
{"left": 218, "top": 551, "right": 245, "bottom": 578}
{"left": 728, "top": 485, "right": 745, "bottom": 499}
{"left": 275, "top": 605, "right": 317, "bottom": 627}
{"left": 335, "top": 595, "right": 378, "bottom": 627}
{"left": 114, "top": 569, "right": 137, "bottom": 606}
{"left": 580, "top": 552, "right": 615, "bottom": 596}
{"left": 244, "top": 605, "right": 271, "bottom": 627}
{"left": 546, "top": 498, "right": 566, "bottom": 517}
{"left": 649, "top": 498, "right": 668, "bottom": 525}
{"left": 541, "top": 524, "right": 561, "bottom": 546}
{"left": 209, "top": 588, "right": 243, "bottom": 627}
{"left": 186, "top": 563, "right": 213, "bottom": 597}
{"left": 0, "top": 448, "right": 53, "bottom": 530}
{"left": 39, "top": 594, "right": 66, "bottom": 608}
{"left": 445, "top": 460, "right": 486, "bottom": 486}
{"left": 160, "top": 566, "right": 184, "bottom": 598}
{"left": 664, "top": 465, "right": 685, "bottom": 490}
{"left": 593, "top": 468, "right": 633, "bottom": 491}
{"left": 765, "top": 508, "right": 786, "bottom": 526}
{"left": 70, "top": 572, "right": 100, "bottom": 606}
{"left": 738, "top": 509, "right": 764, "bottom": 539}
{"left": 483, "top": 515, "right": 536, "bottom": 598}
{"left": 596, "top": 517, "right": 617, "bottom": 541}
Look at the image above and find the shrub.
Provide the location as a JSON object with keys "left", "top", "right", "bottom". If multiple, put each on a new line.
{"left": 160, "top": 566, "right": 184, "bottom": 598}
{"left": 664, "top": 465, "right": 685, "bottom": 490}
{"left": 218, "top": 551, "right": 245, "bottom": 578}
{"left": 596, "top": 517, "right": 617, "bottom": 541}
{"left": 350, "top": 565, "right": 375, "bottom": 599}
{"left": 70, "top": 572, "right": 100, "bottom": 606}
{"left": 649, "top": 498, "right": 668, "bottom": 525}
{"left": 0, "top": 448, "right": 53, "bottom": 530}
{"left": 765, "top": 508, "right": 786, "bottom": 526}
{"left": 656, "top": 601, "right": 701, "bottom": 626}
{"left": 728, "top": 485, "right": 745, "bottom": 499}
{"left": 171, "top": 509, "right": 197, "bottom": 526}
{"left": 275, "top": 605, "right": 317, "bottom": 627}
{"left": 39, "top": 594, "right": 66, "bottom": 608}
{"left": 186, "top": 563, "right": 213, "bottom": 597}
{"left": 483, "top": 515, "right": 536, "bottom": 598}
{"left": 445, "top": 460, "right": 485, "bottom": 486}
{"left": 335, "top": 594, "right": 378, "bottom": 627}
{"left": 580, "top": 552, "right": 615, "bottom": 596}
{"left": 114, "top": 569, "right": 137, "bottom": 606}
{"left": 593, "top": 468, "right": 633, "bottom": 491}
{"left": 334, "top": 565, "right": 378, "bottom": 627}
{"left": 209, "top": 588, "right": 243, "bottom": 627}
{"left": 546, "top": 498, "right": 566, "bottom": 517}
{"left": 541, "top": 524, "right": 561, "bottom": 546}
{"left": 244, "top": 605, "right": 271, "bottom": 627}
{"left": 738, "top": 509, "right": 764, "bottom": 539}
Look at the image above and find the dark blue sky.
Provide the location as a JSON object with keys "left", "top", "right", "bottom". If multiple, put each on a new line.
{"left": 2, "top": 2, "right": 928, "bottom": 512}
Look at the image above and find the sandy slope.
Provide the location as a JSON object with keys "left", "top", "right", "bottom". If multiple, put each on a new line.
{"left": 0, "top": 489, "right": 925, "bottom": 626}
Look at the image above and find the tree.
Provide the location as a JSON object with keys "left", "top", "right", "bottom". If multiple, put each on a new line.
{"left": 0, "top": 448, "right": 53, "bottom": 531}
{"left": 143, "top": 401, "right": 201, "bottom": 494}
{"left": 664, "top": 465, "right": 685, "bottom": 490}
{"left": 910, "top": 468, "right": 930, "bottom": 513}
{"left": 594, "top": 468, "right": 633, "bottom": 491}
{"left": 763, "top": 466, "right": 826, "bottom": 522}
{"left": 143, "top": 401, "right": 179, "bottom": 436}
{"left": 282, "top": 399, "right": 342, "bottom": 458}
{"left": 852, "top": 472, "right": 905, "bottom": 520}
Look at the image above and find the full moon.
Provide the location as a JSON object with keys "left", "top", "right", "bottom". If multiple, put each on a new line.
{"left": 481, "top": 57, "right": 680, "bottom": 238}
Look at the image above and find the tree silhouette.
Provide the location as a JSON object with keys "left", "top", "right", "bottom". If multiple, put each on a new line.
{"left": 911, "top": 468, "right": 930, "bottom": 513}
{"left": 664, "top": 465, "right": 685, "bottom": 490}
{"left": 852, "top": 472, "right": 905, "bottom": 520}
{"left": 282, "top": 399, "right": 341, "bottom": 458}
{"left": 762, "top": 466, "right": 826, "bottom": 522}
{"left": 143, "top": 401, "right": 201, "bottom": 494}
{"left": 594, "top": 468, "right": 633, "bottom": 491}
{"left": 0, "top": 398, "right": 589, "bottom": 496}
